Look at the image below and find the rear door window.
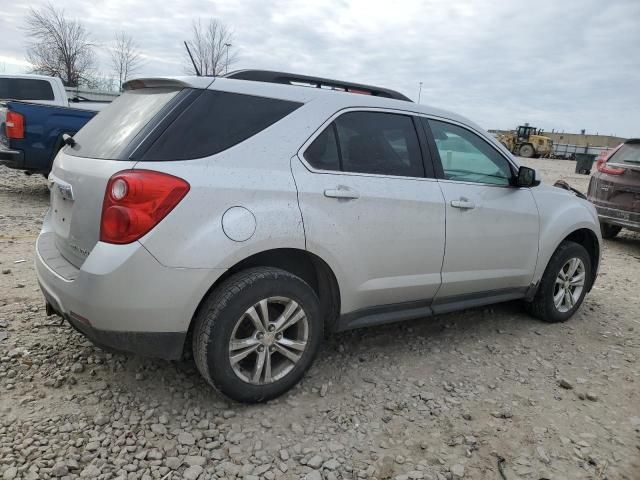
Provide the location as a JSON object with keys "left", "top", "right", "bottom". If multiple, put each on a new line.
{"left": 304, "top": 111, "right": 425, "bottom": 178}
{"left": 142, "top": 91, "right": 301, "bottom": 161}
{"left": 304, "top": 125, "right": 341, "bottom": 171}
{"left": 67, "top": 87, "right": 181, "bottom": 160}
{"left": 0, "top": 78, "right": 55, "bottom": 101}
{"left": 336, "top": 112, "right": 424, "bottom": 177}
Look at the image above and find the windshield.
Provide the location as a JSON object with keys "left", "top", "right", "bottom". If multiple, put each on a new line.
{"left": 609, "top": 142, "right": 640, "bottom": 165}
{"left": 66, "top": 87, "right": 181, "bottom": 160}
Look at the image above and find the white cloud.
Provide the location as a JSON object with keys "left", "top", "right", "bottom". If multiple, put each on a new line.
{"left": 2, "top": 0, "right": 638, "bottom": 137}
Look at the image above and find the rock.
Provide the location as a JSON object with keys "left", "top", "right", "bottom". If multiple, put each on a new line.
{"left": 71, "top": 363, "right": 84, "bottom": 374}
{"left": 586, "top": 392, "right": 598, "bottom": 402}
{"left": 147, "top": 449, "right": 163, "bottom": 460}
{"left": 94, "top": 413, "right": 109, "bottom": 426}
{"left": 3, "top": 467, "right": 18, "bottom": 480}
{"left": 451, "top": 463, "right": 465, "bottom": 478}
{"left": 291, "top": 422, "right": 304, "bottom": 434}
{"left": 165, "top": 457, "right": 181, "bottom": 469}
{"left": 280, "top": 449, "right": 290, "bottom": 461}
{"left": 151, "top": 423, "right": 167, "bottom": 435}
{"left": 305, "top": 471, "right": 322, "bottom": 480}
{"left": 558, "top": 378, "right": 573, "bottom": 390}
{"left": 184, "top": 455, "right": 206, "bottom": 467}
{"left": 323, "top": 458, "right": 340, "bottom": 470}
{"left": 183, "top": 465, "right": 204, "bottom": 480}
{"left": 307, "top": 455, "right": 323, "bottom": 468}
{"left": 80, "top": 465, "right": 101, "bottom": 478}
{"left": 51, "top": 462, "right": 69, "bottom": 477}
{"left": 537, "top": 446, "right": 550, "bottom": 464}
{"left": 1, "top": 269, "right": 10, "bottom": 274}
{"left": 85, "top": 441, "right": 100, "bottom": 451}
{"left": 491, "top": 408, "right": 513, "bottom": 419}
{"left": 177, "top": 431, "right": 195, "bottom": 445}
{"left": 220, "top": 462, "right": 240, "bottom": 476}
{"left": 320, "top": 383, "right": 328, "bottom": 397}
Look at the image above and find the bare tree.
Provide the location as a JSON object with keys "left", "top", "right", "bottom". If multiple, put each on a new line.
{"left": 110, "top": 32, "right": 143, "bottom": 91}
{"left": 24, "top": 3, "right": 95, "bottom": 87}
{"left": 184, "top": 18, "right": 237, "bottom": 76}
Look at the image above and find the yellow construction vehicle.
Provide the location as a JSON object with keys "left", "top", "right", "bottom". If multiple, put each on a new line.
{"left": 497, "top": 125, "right": 553, "bottom": 158}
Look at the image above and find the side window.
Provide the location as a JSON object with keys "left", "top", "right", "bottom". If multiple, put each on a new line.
{"left": 335, "top": 112, "right": 424, "bottom": 177}
{"left": 304, "top": 125, "right": 340, "bottom": 171}
{"left": 426, "top": 119, "right": 513, "bottom": 186}
{"left": 142, "top": 90, "right": 301, "bottom": 161}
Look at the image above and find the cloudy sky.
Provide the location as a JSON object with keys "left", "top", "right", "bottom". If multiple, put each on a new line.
{"left": 1, "top": 0, "right": 639, "bottom": 137}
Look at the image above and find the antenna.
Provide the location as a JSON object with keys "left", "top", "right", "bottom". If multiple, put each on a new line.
{"left": 184, "top": 41, "right": 201, "bottom": 76}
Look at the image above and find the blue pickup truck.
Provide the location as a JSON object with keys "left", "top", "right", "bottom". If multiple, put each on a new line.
{"left": 0, "top": 74, "right": 109, "bottom": 175}
{"left": 0, "top": 101, "right": 97, "bottom": 174}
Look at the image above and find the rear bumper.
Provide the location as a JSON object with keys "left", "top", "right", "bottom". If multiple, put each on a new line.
{"left": 594, "top": 205, "right": 640, "bottom": 231}
{"left": 35, "top": 228, "right": 225, "bottom": 360}
{"left": 0, "top": 147, "right": 24, "bottom": 169}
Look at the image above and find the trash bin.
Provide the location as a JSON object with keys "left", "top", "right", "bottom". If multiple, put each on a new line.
{"left": 575, "top": 153, "right": 596, "bottom": 174}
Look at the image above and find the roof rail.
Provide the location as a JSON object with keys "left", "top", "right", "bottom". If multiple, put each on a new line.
{"left": 224, "top": 69, "right": 412, "bottom": 102}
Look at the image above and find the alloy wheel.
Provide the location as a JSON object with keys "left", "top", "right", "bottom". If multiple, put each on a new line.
{"left": 228, "top": 297, "right": 309, "bottom": 384}
{"left": 553, "top": 257, "right": 585, "bottom": 313}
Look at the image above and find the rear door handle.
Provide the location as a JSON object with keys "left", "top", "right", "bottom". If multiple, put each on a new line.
{"left": 450, "top": 199, "right": 475, "bottom": 209}
{"left": 324, "top": 187, "right": 360, "bottom": 200}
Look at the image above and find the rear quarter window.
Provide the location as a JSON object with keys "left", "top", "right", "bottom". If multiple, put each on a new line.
{"left": 141, "top": 90, "right": 302, "bottom": 161}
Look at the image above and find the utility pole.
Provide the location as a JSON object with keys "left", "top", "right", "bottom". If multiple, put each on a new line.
{"left": 418, "top": 82, "right": 423, "bottom": 104}
{"left": 224, "top": 43, "right": 232, "bottom": 74}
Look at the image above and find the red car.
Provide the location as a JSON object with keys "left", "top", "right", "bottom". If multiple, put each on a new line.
{"left": 587, "top": 139, "right": 640, "bottom": 238}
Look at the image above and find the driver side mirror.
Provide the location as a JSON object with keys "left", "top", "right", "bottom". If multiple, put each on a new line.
{"left": 516, "top": 166, "right": 540, "bottom": 187}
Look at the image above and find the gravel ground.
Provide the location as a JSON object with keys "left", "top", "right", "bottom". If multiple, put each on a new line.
{"left": 0, "top": 159, "right": 638, "bottom": 480}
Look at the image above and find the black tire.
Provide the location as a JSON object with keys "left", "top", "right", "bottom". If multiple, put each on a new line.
{"left": 192, "top": 267, "right": 323, "bottom": 403}
{"left": 524, "top": 241, "right": 591, "bottom": 323}
{"left": 600, "top": 222, "right": 622, "bottom": 239}
{"left": 519, "top": 144, "right": 535, "bottom": 158}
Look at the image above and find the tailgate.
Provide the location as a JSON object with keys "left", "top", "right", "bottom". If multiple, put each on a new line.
{"left": 49, "top": 151, "right": 135, "bottom": 267}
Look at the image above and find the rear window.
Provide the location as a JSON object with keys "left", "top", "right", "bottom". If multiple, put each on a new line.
{"left": 141, "top": 90, "right": 302, "bottom": 161}
{"left": 609, "top": 142, "right": 640, "bottom": 166}
{"left": 66, "top": 88, "right": 180, "bottom": 160}
{"left": 0, "top": 78, "right": 54, "bottom": 101}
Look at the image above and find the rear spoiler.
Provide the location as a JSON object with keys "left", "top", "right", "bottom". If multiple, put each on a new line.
{"left": 123, "top": 76, "right": 215, "bottom": 91}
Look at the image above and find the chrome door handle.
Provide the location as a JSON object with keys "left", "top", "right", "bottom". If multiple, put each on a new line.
{"left": 324, "top": 188, "right": 360, "bottom": 200}
{"left": 450, "top": 199, "right": 475, "bottom": 209}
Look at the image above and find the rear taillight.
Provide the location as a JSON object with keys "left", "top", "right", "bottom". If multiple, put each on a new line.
{"left": 596, "top": 158, "right": 625, "bottom": 176}
{"left": 5, "top": 111, "right": 24, "bottom": 139}
{"left": 100, "top": 170, "right": 190, "bottom": 244}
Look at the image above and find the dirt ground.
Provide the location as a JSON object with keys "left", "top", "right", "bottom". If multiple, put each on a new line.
{"left": 0, "top": 159, "right": 638, "bottom": 480}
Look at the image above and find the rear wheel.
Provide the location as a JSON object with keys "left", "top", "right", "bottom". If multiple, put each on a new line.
{"left": 600, "top": 222, "right": 622, "bottom": 239}
{"left": 192, "top": 267, "right": 323, "bottom": 403}
{"left": 525, "top": 241, "right": 591, "bottom": 323}
{"left": 519, "top": 144, "right": 535, "bottom": 158}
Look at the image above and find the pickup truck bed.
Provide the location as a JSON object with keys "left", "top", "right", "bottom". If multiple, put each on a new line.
{"left": 0, "top": 100, "right": 97, "bottom": 173}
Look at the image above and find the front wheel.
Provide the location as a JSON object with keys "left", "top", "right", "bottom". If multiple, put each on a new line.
{"left": 525, "top": 241, "right": 591, "bottom": 323}
{"left": 192, "top": 267, "right": 323, "bottom": 403}
{"left": 519, "top": 144, "right": 535, "bottom": 158}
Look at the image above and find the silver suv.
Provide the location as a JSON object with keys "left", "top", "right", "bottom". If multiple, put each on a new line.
{"left": 36, "top": 71, "right": 602, "bottom": 402}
